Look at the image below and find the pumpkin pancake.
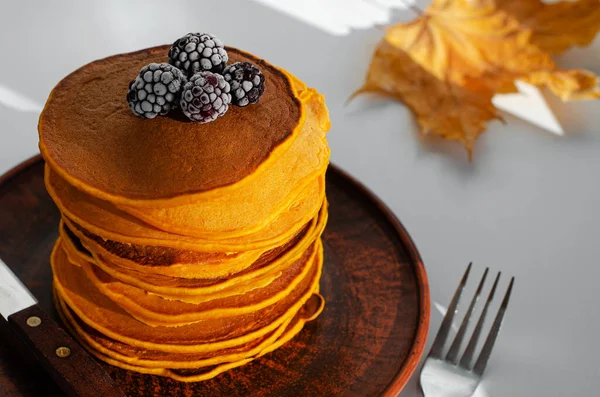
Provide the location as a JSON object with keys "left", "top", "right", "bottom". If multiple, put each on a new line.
{"left": 61, "top": 203, "right": 326, "bottom": 280}
{"left": 51, "top": 240, "right": 323, "bottom": 352}
{"left": 61, "top": 233, "right": 284, "bottom": 306}
{"left": 56, "top": 293, "right": 293, "bottom": 368}
{"left": 47, "top": 165, "right": 326, "bottom": 252}
{"left": 39, "top": 46, "right": 305, "bottom": 204}
{"left": 62, "top": 217, "right": 305, "bottom": 281}
{"left": 60, "top": 226, "right": 87, "bottom": 267}
{"left": 60, "top": 210, "right": 327, "bottom": 300}
{"left": 60, "top": 293, "right": 323, "bottom": 367}
{"left": 57, "top": 294, "right": 290, "bottom": 367}
{"left": 114, "top": 90, "right": 330, "bottom": 239}
{"left": 55, "top": 293, "right": 254, "bottom": 381}
{"left": 73, "top": 242, "right": 318, "bottom": 326}
{"left": 55, "top": 290, "right": 324, "bottom": 381}
{"left": 64, "top": 217, "right": 265, "bottom": 276}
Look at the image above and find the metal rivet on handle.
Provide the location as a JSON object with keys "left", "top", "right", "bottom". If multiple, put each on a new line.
{"left": 55, "top": 346, "right": 71, "bottom": 358}
{"left": 26, "top": 316, "right": 41, "bottom": 327}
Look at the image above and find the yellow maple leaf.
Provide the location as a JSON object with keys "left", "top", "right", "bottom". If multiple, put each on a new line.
{"left": 496, "top": 0, "right": 600, "bottom": 54}
{"left": 524, "top": 69, "right": 600, "bottom": 101}
{"left": 351, "top": 41, "right": 500, "bottom": 158}
{"left": 354, "top": 0, "right": 600, "bottom": 157}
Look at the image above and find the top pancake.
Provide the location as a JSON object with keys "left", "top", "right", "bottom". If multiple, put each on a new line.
{"left": 39, "top": 45, "right": 303, "bottom": 202}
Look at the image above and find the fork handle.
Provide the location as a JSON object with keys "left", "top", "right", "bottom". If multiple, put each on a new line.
{"left": 420, "top": 385, "right": 469, "bottom": 397}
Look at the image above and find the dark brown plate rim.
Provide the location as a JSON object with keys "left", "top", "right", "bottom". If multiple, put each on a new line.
{"left": 326, "top": 162, "right": 430, "bottom": 396}
{"left": 0, "top": 155, "right": 430, "bottom": 397}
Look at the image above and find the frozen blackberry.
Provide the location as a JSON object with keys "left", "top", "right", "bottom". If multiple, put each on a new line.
{"left": 168, "top": 33, "right": 228, "bottom": 75}
{"left": 223, "top": 62, "right": 265, "bottom": 107}
{"left": 127, "top": 63, "right": 186, "bottom": 119}
{"left": 180, "top": 72, "right": 231, "bottom": 123}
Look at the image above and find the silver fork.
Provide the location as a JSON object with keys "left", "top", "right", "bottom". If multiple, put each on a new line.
{"left": 419, "top": 263, "right": 514, "bottom": 397}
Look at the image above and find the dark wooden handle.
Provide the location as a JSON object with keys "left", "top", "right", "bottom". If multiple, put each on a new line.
{"left": 8, "top": 305, "right": 126, "bottom": 397}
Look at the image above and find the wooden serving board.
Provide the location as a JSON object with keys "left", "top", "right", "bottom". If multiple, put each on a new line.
{"left": 0, "top": 156, "right": 429, "bottom": 397}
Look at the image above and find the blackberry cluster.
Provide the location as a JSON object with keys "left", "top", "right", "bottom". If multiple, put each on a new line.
{"left": 223, "top": 62, "right": 265, "bottom": 107}
{"left": 127, "top": 33, "right": 266, "bottom": 123}
{"left": 168, "top": 33, "right": 228, "bottom": 75}
{"left": 180, "top": 72, "right": 231, "bottom": 124}
{"left": 127, "top": 63, "right": 186, "bottom": 119}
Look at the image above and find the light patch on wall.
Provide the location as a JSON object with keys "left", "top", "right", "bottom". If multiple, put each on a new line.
{"left": 0, "top": 85, "right": 42, "bottom": 113}
{"left": 493, "top": 81, "right": 564, "bottom": 136}
{"left": 251, "top": 0, "right": 415, "bottom": 36}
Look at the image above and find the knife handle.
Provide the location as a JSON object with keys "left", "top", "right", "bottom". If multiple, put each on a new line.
{"left": 8, "top": 305, "right": 126, "bottom": 397}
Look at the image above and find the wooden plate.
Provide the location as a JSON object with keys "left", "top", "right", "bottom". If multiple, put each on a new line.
{"left": 0, "top": 156, "right": 429, "bottom": 397}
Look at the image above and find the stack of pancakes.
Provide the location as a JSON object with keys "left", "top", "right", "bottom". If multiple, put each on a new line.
{"left": 38, "top": 46, "right": 331, "bottom": 381}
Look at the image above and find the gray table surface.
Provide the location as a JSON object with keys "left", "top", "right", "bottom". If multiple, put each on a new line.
{"left": 1, "top": 1, "right": 599, "bottom": 396}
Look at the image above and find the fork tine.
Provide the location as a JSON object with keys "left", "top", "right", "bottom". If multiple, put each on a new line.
{"left": 472, "top": 277, "right": 514, "bottom": 376}
{"left": 428, "top": 262, "right": 472, "bottom": 359}
{"left": 446, "top": 267, "right": 489, "bottom": 364}
{"left": 459, "top": 271, "right": 501, "bottom": 369}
